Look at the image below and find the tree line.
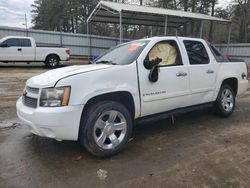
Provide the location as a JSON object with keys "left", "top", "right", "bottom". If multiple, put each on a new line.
{"left": 32, "top": 0, "right": 250, "bottom": 43}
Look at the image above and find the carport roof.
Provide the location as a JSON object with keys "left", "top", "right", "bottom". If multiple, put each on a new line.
{"left": 88, "top": 1, "right": 231, "bottom": 28}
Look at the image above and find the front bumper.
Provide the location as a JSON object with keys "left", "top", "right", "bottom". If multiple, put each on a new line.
{"left": 16, "top": 97, "right": 84, "bottom": 141}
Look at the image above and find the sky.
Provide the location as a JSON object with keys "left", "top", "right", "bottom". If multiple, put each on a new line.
{"left": 0, "top": 0, "right": 34, "bottom": 28}
{"left": 0, "top": 0, "right": 232, "bottom": 29}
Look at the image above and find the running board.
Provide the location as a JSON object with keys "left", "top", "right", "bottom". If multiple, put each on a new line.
{"left": 135, "top": 102, "right": 214, "bottom": 125}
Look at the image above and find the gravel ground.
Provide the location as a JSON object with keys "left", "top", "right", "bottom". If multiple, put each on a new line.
{"left": 1, "top": 63, "right": 250, "bottom": 188}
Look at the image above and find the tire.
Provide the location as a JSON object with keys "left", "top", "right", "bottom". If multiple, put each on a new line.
{"left": 79, "top": 101, "right": 133, "bottom": 157}
{"left": 214, "top": 84, "right": 236, "bottom": 117}
{"left": 45, "top": 55, "right": 60, "bottom": 69}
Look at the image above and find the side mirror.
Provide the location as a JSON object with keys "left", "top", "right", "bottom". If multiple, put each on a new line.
{"left": 144, "top": 57, "right": 162, "bottom": 70}
{"left": 0, "top": 43, "right": 8, "bottom": 47}
{"left": 148, "top": 65, "right": 159, "bottom": 82}
{"left": 144, "top": 59, "right": 152, "bottom": 70}
{"left": 144, "top": 57, "right": 162, "bottom": 82}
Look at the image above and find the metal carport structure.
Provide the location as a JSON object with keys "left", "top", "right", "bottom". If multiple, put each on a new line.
{"left": 87, "top": 1, "right": 232, "bottom": 52}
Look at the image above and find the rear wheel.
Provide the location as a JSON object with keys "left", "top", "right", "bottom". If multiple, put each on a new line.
{"left": 215, "top": 84, "right": 235, "bottom": 117}
{"left": 45, "top": 55, "right": 60, "bottom": 68}
{"left": 79, "top": 101, "right": 133, "bottom": 157}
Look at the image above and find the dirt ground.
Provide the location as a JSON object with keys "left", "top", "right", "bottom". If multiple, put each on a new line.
{"left": 1, "top": 63, "right": 250, "bottom": 188}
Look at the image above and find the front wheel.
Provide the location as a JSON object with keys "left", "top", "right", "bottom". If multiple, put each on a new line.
{"left": 214, "top": 84, "right": 235, "bottom": 117}
{"left": 79, "top": 101, "right": 133, "bottom": 157}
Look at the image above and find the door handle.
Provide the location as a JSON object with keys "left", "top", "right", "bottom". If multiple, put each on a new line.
{"left": 17, "top": 48, "right": 22, "bottom": 51}
{"left": 176, "top": 72, "right": 187, "bottom": 77}
{"left": 206, "top": 70, "right": 214, "bottom": 74}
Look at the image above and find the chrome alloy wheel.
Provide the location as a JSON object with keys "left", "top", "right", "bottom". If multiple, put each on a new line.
{"left": 221, "top": 88, "right": 234, "bottom": 112}
{"left": 48, "top": 57, "right": 58, "bottom": 67}
{"left": 93, "top": 110, "right": 127, "bottom": 150}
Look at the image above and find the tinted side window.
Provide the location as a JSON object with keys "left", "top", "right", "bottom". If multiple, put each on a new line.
{"left": 209, "top": 44, "right": 229, "bottom": 62}
{"left": 21, "top": 39, "right": 31, "bottom": 47}
{"left": 184, "top": 40, "right": 209, "bottom": 65}
{"left": 3, "top": 39, "right": 21, "bottom": 47}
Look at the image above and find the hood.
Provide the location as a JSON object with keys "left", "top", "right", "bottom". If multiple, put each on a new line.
{"left": 27, "top": 64, "right": 113, "bottom": 88}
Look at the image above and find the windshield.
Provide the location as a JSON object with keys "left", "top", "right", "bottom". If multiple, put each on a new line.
{"left": 93, "top": 40, "right": 150, "bottom": 65}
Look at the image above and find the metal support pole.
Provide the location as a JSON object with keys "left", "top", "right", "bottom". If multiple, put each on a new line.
{"left": 164, "top": 16, "right": 168, "bottom": 35}
{"left": 227, "top": 23, "right": 232, "bottom": 55}
{"left": 59, "top": 19, "right": 63, "bottom": 46}
{"left": 60, "top": 31, "right": 63, "bottom": 46}
{"left": 87, "top": 21, "right": 92, "bottom": 61}
{"left": 200, "top": 20, "right": 204, "bottom": 38}
{"left": 119, "top": 11, "right": 123, "bottom": 44}
{"left": 150, "top": 26, "right": 153, "bottom": 37}
{"left": 25, "top": 13, "right": 28, "bottom": 37}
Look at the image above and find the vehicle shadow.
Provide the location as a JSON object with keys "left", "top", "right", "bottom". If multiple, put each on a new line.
{"left": 26, "top": 108, "right": 216, "bottom": 163}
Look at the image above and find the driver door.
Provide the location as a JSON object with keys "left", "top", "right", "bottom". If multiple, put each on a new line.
{"left": 0, "top": 38, "right": 23, "bottom": 61}
{"left": 137, "top": 39, "right": 190, "bottom": 117}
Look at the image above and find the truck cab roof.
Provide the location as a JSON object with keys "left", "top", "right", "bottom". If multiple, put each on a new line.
{"left": 142, "top": 36, "right": 205, "bottom": 41}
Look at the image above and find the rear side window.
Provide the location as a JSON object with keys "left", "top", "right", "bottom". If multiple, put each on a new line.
{"left": 209, "top": 44, "right": 229, "bottom": 62}
{"left": 21, "top": 39, "right": 31, "bottom": 47}
{"left": 2, "top": 38, "right": 21, "bottom": 47}
{"left": 184, "top": 40, "right": 209, "bottom": 65}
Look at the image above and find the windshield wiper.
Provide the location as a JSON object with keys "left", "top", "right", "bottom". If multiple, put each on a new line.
{"left": 95, "top": 60, "right": 117, "bottom": 65}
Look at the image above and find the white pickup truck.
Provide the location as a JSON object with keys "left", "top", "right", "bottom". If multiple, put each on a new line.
{"left": 16, "top": 37, "right": 249, "bottom": 157}
{"left": 0, "top": 36, "right": 70, "bottom": 68}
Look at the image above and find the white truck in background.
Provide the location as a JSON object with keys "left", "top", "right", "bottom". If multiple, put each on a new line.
{"left": 17, "top": 37, "right": 249, "bottom": 157}
{"left": 0, "top": 36, "right": 70, "bottom": 68}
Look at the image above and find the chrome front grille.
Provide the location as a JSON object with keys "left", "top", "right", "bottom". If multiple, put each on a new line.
{"left": 26, "top": 86, "right": 39, "bottom": 94}
{"left": 22, "top": 95, "right": 38, "bottom": 108}
{"left": 22, "top": 86, "right": 39, "bottom": 108}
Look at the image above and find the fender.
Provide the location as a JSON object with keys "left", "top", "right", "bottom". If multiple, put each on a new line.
{"left": 45, "top": 53, "right": 60, "bottom": 60}
{"left": 214, "top": 63, "right": 241, "bottom": 100}
{"left": 81, "top": 88, "right": 140, "bottom": 118}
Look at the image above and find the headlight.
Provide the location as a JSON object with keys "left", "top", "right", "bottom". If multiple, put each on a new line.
{"left": 40, "top": 86, "right": 71, "bottom": 107}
